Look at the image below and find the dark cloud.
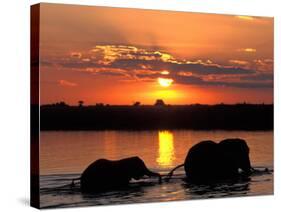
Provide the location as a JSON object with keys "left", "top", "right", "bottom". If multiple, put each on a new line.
{"left": 240, "top": 73, "right": 273, "bottom": 81}
{"left": 59, "top": 61, "right": 103, "bottom": 69}
{"left": 110, "top": 59, "right": 255, "bottom": 75}
{"left": 98, "top": 71, "right": 127, "bottom": 77}
{"left": 135, "top": 70, "right": 272, "bottom": 88}
{"left": 174, "top": 75, "right": 273, "bottom": 88}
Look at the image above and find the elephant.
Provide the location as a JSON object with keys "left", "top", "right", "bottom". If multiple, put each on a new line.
{"left": 166, "top": 138, "right": 252, "bottom": 183}
{"left": 74, "top": 156, "right": 162, "bottom": 193}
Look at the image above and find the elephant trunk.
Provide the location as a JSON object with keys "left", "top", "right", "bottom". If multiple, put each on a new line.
{"left": 145, "top": 169, "right": 162, "bottom": 184}
{"left": 241, "top": 155, "right": 252, "bottom": 175}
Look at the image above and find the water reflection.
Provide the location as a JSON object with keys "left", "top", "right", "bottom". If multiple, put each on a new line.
{"left": 183, "top": 180, "right": 250, "bottom": 198}
{"left": 157, "top": 131, "right": 175, "bottom": 167}
{"left": 40, "top": 130, "right": 273, "bottom": 208}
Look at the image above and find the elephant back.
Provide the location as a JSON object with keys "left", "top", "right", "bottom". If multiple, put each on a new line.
{"left": 184, "top": 140, "right": 236, "bottom": 183}
{"left": 80, "top": 159, "right": 129, "bottom": 192}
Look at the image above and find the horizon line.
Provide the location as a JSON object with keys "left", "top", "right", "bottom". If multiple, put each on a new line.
{"left": 39, "top": 102, "right": 274, "bottom": 106}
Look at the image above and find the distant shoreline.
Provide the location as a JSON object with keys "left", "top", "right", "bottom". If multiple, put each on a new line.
{"left": 38, "top": 104, "right": 273, "bottom": 131}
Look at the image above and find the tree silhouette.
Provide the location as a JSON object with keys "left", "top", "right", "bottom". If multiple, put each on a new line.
{"left": 96, "top": 103, "right": 104, "bottom": 107}
{"left": 54, "top": 101, "right": 68, "bottom": 107}
{"left": 133, "top": 101, "right": 141, "bottom": 106}
{"left": 154, "top": 99, "right": 166, "bottom": 106}
{"left": 78, "top": 100, "right": 84, "bottom": 107}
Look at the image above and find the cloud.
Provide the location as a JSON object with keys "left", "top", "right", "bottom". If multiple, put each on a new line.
{"left": 79, "top": 67, "right": 130, "bottom": 77}
{"left": 51, "top": 45, "right": 257, "bottom": 76}
{"left": 237, "top": 48, "right": 257, "bottom": 53}
{"left": 174, "top": 75, "right": 272, "bottom": 88}
{"left": 58, "top": 79, "right": 77, "bottom": 87}
{"left": 71, "top": 52, "right": 82, "bottom": 59}
{"left": 229, "top": 60, "right": 250, "bottom": 66}
{"left": 235, "top": 15, "right": 271, "bottom": 24}
{"left": 240, "top": 73, "right": 273, "bottom": 81}
{"left": 90, "top": 45, "right": 174, "bottom": 65}
{"left": 236, "top": 16, "right": 255, "bottom": 21}
{"left": 82, "top": 58, "right": 91, "bottom": 62}
{"left": 44, "top": 45, "right": 273, "bottom": 89}
{"left": 253, "top": 59, "right": 273, "bottom": 72}
{"left": 109, "top": 58, "right": 255, "bottom": 75}
{"left": 229, "top": 58, "right": 273, "bottom": 73}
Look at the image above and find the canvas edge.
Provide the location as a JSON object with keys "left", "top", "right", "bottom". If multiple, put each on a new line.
{"left": 30, "top": 3, "right": 40, "bottom": 209}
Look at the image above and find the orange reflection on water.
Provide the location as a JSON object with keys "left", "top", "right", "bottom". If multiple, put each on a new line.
{"left": 157, "top": 131, "right": 175, "bottom": 167}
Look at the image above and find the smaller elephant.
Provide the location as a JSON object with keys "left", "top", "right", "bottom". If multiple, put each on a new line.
{"left": 166, "top": 138, "right": 252, "bottom": 183}
{"left": 74, "top": 156, "right": 161, "bottom": 193}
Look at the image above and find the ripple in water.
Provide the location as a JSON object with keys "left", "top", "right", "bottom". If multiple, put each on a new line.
{"left": 40, "top": 168, "right": 273, "bottom": 209}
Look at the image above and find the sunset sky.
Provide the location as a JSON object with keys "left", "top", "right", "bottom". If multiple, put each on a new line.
{"left": 39, "top": 3, "right": 273, "bottom": 105}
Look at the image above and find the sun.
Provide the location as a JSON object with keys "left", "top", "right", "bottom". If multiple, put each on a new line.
{"left": 158, "top": 77, "right": 173, "bottom": 87}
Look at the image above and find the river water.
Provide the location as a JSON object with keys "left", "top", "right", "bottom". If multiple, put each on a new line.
{"left": 40, "top": 130, "right": 273, "bottom": 208}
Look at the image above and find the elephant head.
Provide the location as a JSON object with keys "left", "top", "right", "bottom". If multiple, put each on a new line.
{"left": 126, "top": 157, "right": 162, "bottom": 183}
{"left": 219, "top": 138, "right": 252, "bottom": 175}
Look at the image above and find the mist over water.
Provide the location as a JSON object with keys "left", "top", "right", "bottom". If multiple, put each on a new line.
{"left": 40, "top": 130, "right": 273, "bottom": 208}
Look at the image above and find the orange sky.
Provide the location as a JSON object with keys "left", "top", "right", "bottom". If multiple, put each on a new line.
{"left": 39, "top": 3, "right": 273, "bottom": 105}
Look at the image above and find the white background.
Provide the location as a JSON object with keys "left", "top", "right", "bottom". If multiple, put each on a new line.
{"left": 0, "top": 0, "right": 280, "bottom": 211}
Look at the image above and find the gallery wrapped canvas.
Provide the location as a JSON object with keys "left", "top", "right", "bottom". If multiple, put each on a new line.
{"left": 31, "top": 3, "right": 274, "bottom": 209}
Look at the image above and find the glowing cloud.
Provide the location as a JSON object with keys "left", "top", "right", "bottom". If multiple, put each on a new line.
{"left": 237, "top": 48, "right": 257, "bottom": 53}
{"left": 58, "top": 79, "right": 77, "bottom": 87}
{"left": 161, "top": 70, "right": 170, "bottom": 75}
{"left": 229, "top": 60, "right": 250, "bottom": 66}
{"left": 70, "top": 52, "right": 82, "bottom": 58}
{"left": 236, "top": 16, "right": 255, "bottom": 21}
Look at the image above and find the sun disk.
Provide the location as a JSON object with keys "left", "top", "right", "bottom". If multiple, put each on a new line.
{"left": 158, "top": 78, "right": 173, "bottom": 87}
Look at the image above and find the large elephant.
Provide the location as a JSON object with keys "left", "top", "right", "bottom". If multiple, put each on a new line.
{"left": 77, "top": 156, "right": 161, "bottom": 192}
{"left": 166, "top": 138, "right": 252, "bottom": 183}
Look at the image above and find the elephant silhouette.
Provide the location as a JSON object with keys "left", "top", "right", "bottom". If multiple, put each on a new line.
{"left": 166, "top": 138, "right": 252, "bottom": 183}
{"left": 73, "top": 156, "right": 162, "bottom": 193}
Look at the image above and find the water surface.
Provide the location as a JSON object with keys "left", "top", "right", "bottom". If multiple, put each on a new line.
{"left": 40, "top": 130, "right": 273, "bottom": 208}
